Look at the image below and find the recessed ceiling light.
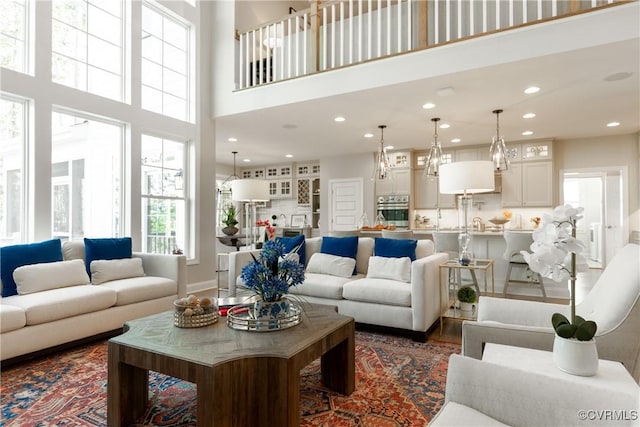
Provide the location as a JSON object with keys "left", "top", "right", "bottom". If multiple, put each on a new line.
{"left": 451, "top": 138, "right": 461, "bottom": 143}
{"left": 364, "top": 133, "right": 374, "bottom": 138}
{"left": 607, "top": 121, "right": 620, "bottom": 127}
{"left": 522, "top": 113, "right": 536, "bottom": 119}
{"left": 439, "top": 123, "right": 450, "bottom": 129}
{"left": 227, "top": 137, "right": 237, "bottom": 142}
{"left": 422, "top": 102, "right": 436, "bottom": 109}
{"left": 285, "top": 154, "right": 293, "bottom": 158}
{"left": 334, "top": 116, "right": 346, "bottom": 122}
{"left": 243, "top": 158, "right": 251, "bottom": 162}
{"left": 522, "top": 131, "right": 534, "bottom": 136}
{"left": 524, "top": 86, "right": 540, "bottom": 94}
{"left": 436, "top": 86, "right": 454, "bottom": 97}
{"left": 386, "top": 145, "right": 395, "bottom": 150}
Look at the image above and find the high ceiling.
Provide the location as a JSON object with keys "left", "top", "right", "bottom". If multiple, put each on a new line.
{"left": 215, "top": 11, "right": 639, "bottom": 167}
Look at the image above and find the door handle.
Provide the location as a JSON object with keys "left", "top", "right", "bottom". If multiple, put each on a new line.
{"left": 606, "top": 225, "right": 614, "bottom": 229}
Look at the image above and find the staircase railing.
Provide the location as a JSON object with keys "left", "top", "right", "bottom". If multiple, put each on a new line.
{"left": 236, "top": 0, "right": 626, "bottom": 90}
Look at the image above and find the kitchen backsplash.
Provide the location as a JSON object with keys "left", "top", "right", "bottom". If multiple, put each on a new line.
{"left": 413, "top": 193, "right": 553, "bottom": 230}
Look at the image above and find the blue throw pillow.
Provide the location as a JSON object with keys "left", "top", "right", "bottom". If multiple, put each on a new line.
{"left": 84, "top": 237, "right": 132, "bottom": 275}
{"left": 321, "top": 236, "right": 359, "bottom": 274}
{"left": 276, "top": 235, "right": 306, "bottom": 265}
{"left": 374, "top": 237, "right": 417, "bottom": 261}
{"left": 0, "top": 239, "right": 63, "bottom": 297}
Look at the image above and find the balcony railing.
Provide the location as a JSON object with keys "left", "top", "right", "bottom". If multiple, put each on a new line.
{"left": 237, "top": 0, "right": 625, "bottom": 89}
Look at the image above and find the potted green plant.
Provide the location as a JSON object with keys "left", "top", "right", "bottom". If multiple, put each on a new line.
{"left": 221, "top": 205, "right": 239, "bottom": 236}
{"left": 522, "top": 204, "right": 598, "bottom": 376}
{"left": 457, "top": 286, "right": 477, "bottom": 312}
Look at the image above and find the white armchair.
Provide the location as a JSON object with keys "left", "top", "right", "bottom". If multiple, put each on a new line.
{"left": 430, "top": 354, "right": 639, "bottom": 426}
{"left": 462, "top": 243, "right": 640, "bottom": 381}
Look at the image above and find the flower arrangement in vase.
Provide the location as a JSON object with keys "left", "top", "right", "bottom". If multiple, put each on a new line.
{"left": 521, "top": 204, "right": 598, "bottom": 375}
{"left": 240, "top": 240, "right": 305, "bottom": 322}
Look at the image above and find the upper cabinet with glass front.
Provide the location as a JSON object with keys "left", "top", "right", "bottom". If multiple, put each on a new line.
{"left": 297, "top": 162, "right": 320, "bottom": 176}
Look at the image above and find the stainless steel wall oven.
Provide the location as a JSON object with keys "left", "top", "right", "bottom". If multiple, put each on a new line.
{"left": 376, "top": 195, "right": 409, "bottom": 229}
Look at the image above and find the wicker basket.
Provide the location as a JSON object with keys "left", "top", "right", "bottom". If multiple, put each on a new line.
{"left": 173, "top": 300, "right": 218, "bottom": 328}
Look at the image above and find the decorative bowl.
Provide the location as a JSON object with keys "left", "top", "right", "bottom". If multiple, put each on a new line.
{"left": 488, "top": 218, "right": 510, "bottom": 226}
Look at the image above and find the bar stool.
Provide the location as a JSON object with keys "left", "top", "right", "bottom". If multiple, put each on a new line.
{"left": 432, "top": 232, "right": 480, "bottom": 296}
{"left": 503, "top": 230, "right": 546, "bottom": 298}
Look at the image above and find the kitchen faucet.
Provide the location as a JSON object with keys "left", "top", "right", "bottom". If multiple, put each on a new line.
{"left": 279, "top": 213, "right": 288, "bottom": 227}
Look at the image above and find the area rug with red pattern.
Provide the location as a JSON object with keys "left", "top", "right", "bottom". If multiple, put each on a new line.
{"left": 1, "top": 331, "right": 459, "bottom": 426}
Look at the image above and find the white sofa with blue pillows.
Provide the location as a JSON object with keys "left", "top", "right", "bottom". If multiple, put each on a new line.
{"left": 228, "top": 236, "right": 448, "bottom": 339}
{"left": 0, "top": 238, "right": 187, "bottom": 362}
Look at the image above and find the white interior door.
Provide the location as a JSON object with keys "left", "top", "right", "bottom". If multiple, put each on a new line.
{"left": 329, "top": 178, "right": 363, "bottom": 231}
{"left": 561, "top": 167, "right": 627, "bottom": 269}
{"left": 604, "top": 172, "right": 624, "bottom": 265}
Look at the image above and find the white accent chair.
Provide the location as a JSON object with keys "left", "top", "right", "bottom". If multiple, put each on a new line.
{"left": 430, "top": 354, "right": 639, "bottom": 426}
{"left": 502, "top": 230, "right": 546, "bottom": 298}
{"left": 462, "top": 243, "right": 640, "bottom": 381}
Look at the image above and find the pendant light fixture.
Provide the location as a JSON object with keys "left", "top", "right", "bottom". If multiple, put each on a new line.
{"left": 218, "top": 151, "right": 240, "bottom": 195}
{"left": 489, "top": 109, "right": 509, "bottom": 172}
{"left": 373, "top": 125, "right": 391, "bottom": 180}
{"left": 424, "top": 117, "right": 443, "bottom": 178}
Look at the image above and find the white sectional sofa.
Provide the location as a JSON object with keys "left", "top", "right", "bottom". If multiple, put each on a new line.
{"left": 0, "top": 240, "right": 186, "bottom": 362}
{"left": 228, "top": 236, "right": 448, "bottom": 340}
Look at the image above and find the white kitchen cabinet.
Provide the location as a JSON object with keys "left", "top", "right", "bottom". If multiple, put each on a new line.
{"left": 413, "top": 170, "right": 456, "bottom": 209}
{"left": 501, "top": 162, "right": 552, "bottom": 207}
{"left": 500, "top": 163, "right": 523, "bottom": 207}
{"left": 268, "top": 179, "right": 293, "bottom": 199}
{"left": 376, "top": 168, "right": 411, "bottom": 195}
{"left": 522, "top": 161, "right": 553, "bottom": 206}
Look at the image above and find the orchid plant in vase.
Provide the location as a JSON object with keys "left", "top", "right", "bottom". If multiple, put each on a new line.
{"left": 521, "top": 204, "right": 597, "bottom": 341}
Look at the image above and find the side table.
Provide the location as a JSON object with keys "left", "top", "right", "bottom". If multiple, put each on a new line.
{"left": 482, "top": 343, "right": 639, "bottom": 393}
{"left": 438, "top": 258, "right": 494, "bottom": 335}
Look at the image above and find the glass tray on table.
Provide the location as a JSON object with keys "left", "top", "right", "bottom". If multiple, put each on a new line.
{"left": 226, "top": 303, "right": 302, "bottom": 331}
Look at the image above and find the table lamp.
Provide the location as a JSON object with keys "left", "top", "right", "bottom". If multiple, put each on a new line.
{"left": 439, "top": 161, "right": 495, "bottom": 265}
{"left": 231, "top": 179, "right": 270, "bottom": 248}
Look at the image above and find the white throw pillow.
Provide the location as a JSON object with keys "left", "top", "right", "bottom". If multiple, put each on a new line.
{"left": 366, "top": 256, "right": 411, "bottom": 283}
{"left": 306, "top": 253, "right": 356, "bottom": 278}
{"left": 91, "top": 258, "right": 145, "bottom": 285}
{"left": 13, "top": 259, "right": 90, "bottom": 295}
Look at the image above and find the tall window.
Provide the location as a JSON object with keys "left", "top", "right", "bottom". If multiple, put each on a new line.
{"left": 141, "top": 134, "right": 188, "bottom": 255}
{"left": 141, "top": 2, "right": 191, "bottom": 121}
{"left": 51, "top": 110, "right": 123, "bottom": 240}
{"left": 0, "top": 0, "right": 30, "bottom": 73}
{"left": 51, "top": 0, "right": 124, "bottom": 101}
{"left": 0, "top": 95, "right": 27, "bottom": 246}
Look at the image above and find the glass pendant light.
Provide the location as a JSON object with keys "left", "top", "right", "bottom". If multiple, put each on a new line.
{"left": 424, "top": 117, "right": 443, "bottom": 179}
{"left": 490, "top": 109, "right": 509, "bottom": 172}
{"left": 373, "top": 125, "right": 391, "bottom": 180}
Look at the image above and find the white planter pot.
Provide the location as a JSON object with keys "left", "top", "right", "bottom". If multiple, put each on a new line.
{"left": 552, "top": 335, "right": 599, "bottom": 377}
{"left": 459, "top": 302, "right": 475, "bottom": 312}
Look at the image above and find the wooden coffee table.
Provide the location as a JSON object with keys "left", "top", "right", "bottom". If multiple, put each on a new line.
{"left": 107, "top": 303, "right": 355, "bottom": 427}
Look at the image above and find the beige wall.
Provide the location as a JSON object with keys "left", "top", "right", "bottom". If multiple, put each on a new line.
{"left": 319, "top": 153, "right": 376, "bottom": 235}
{"left": 553, "top": 133, "right": 640, "bottom": 236}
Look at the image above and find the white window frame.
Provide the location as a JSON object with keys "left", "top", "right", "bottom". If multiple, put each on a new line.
{"left": 140, "top": 132, "right": 191, "bottom": 256}
{"left": 51, "top": 0, "right": 125, "bottom": 101}
{"left": 140, "top": 1, "right": 193, "bottom": 122}
{"left": 0, "top": 0, "right": 31, "bottom": 74}
{"left": 0, "top": 93, "right": 29, "bottom": 245}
